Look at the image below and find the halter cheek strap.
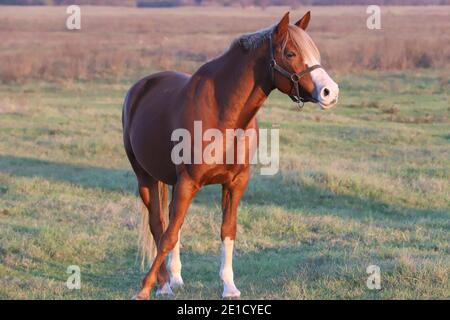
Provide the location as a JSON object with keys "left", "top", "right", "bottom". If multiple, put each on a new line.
{"left": 268, "top": 33, "right": 322, "bottom": 109}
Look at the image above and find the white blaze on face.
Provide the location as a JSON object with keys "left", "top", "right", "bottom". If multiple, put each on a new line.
{"left": 292, "top": 27, "right": 339, "bottom": 109}
{"left": 220, "top": 237, "right": 241, "bottom": 298}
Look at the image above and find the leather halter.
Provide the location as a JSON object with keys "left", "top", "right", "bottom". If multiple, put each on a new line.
{"left": 268, "top": 32, "right": 322, "bottom": 109}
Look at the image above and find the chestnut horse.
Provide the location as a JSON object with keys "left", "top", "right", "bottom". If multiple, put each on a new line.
{"left": 122, "top": 11, "right": 339, "bottom": 299}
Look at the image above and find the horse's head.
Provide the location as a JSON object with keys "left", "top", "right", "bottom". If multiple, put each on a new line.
{"left": 270, "top": 12, "right": 339, "bottom": 109}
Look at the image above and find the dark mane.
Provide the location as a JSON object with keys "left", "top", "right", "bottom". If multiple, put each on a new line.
{"left": 232, "top": 27, "right": 274, "bottom": 51}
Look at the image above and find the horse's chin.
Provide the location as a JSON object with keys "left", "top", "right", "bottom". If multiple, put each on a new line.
{"left": 317, "top": 99, "right": 338, "bottom": 110}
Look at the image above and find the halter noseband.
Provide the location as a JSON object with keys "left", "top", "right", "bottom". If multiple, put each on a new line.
{"left": 268, "top": 32, "right": 322, "bottom": 109}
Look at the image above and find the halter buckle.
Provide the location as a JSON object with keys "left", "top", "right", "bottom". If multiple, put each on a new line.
{"left": 290, "top": 73, "right": 300, "bottom": 83}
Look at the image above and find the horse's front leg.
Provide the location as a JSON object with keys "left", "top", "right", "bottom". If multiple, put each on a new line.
{"left": 137, "top": 174, "right": 198, "bottom": 300}
{"left": 220, "top": 172, "right": 249, "bottom": 299}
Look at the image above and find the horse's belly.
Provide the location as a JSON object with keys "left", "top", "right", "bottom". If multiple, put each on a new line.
{"left": 200, "top": 164, "right": 249, "bottom": 186}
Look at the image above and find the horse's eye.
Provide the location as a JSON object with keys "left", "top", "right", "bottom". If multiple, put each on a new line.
{"left": 286, "top": 51, "right": 296, "bottom": 58}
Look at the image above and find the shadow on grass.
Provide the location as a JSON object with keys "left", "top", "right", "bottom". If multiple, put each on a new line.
{"left": 2, "top": 245, "right": 143, "bottom": 299}
{"left": 1, "top": 155, "right": 447, "bottom": 226}
{"left": 0, "top": 155, "right": 135, "bottom": 194}
{"left": 196, "top": 173, "right": 449, "bottom": 227}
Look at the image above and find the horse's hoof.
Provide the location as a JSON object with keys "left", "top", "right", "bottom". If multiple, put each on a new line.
{"left": 170, "top": 274, "right": 184, "bottom": 289}
{"left": 222, "top": 284, "right": 241, "bottom": 299}
{"left": 156, "top": 283, "right": 174, "bottom": 296}
{"left": 133, "top": 292, "right": 150, "bottom": 300}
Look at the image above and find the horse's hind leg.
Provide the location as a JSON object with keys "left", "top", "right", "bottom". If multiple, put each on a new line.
{"left": 137, "top": 173, "right": 198, "bottom": 299}
{"left": 167, "top": 186, "right": 184, "bottom": 289}
{"left": 138, "top": 182, "right": 172, "bottom": 297}
{"left": 167, "top": 230, "right": 183, "bottom": 289}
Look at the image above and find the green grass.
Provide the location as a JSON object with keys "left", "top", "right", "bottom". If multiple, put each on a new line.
{"left": 0, "top": 71, "right": 449, "bottom": 299}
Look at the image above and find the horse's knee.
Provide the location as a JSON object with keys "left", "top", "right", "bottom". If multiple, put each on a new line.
{"left": 166, "top": 233, "right": 178, "bottom": 250}
{"left": 159, "top": 232, "right": 178, "bottom": 254}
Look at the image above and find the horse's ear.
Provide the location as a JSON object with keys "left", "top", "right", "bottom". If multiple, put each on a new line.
{"left": 295, "top": 11, "right": 311, "bottom": 30}
{"left": 275, "top": 12, "right": 290, "bottom": 36}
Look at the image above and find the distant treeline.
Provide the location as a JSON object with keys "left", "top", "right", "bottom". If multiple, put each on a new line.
{"left": 1, "top": 0, "right": 449, "bottom": 6}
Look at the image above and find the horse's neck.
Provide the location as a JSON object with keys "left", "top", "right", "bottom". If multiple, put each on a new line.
{"left": 211, "top": 44, "right": 271, "bottom": 128}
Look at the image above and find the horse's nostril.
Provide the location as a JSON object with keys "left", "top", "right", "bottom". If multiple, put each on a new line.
{"left": 323, "top": 88, "right": 330, "bottom": 97}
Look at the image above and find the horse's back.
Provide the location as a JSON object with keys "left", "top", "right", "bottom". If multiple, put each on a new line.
{"left": 122, "top": 71, "right": 190, "bottom": 132}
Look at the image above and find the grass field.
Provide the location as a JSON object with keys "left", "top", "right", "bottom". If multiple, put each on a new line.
{"left": 0, "top": 6, "right": 449, "bottom": 299}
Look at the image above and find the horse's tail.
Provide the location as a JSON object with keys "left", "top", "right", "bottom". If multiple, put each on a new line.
{"left": 137, "top": 181, "right": 169, "bottom": 270}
